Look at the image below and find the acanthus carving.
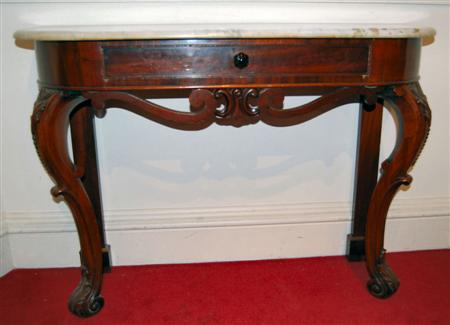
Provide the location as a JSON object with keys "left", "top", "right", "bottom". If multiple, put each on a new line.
{"left": 32, "top": 88, "right": 59, "bottom": 124}
{"left": 31, "top": 88, "right": 64, "bottom": 178}
{"left": 367, "top": 249, "right": 399, "bottom": 298}
{"left": 401, "top": 83, "right": 431, "bottom": 167}
{"left": 379, "top": 83, "right": 432, "bottom": 175}
{"left": 68, "top": 255, "right": 105, "bottom": 317}
{"left": 32, "top": 89, "right": 87, "bottom": 181}
{"left": 409, "top": 83, "right": 432, "bottom": 123}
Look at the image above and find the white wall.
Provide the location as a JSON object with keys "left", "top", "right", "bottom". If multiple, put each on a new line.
{"left": 1, "top": 1, "right": 449, "bottom": 276}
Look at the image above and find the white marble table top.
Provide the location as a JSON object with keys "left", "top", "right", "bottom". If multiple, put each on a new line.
{"left": 14, "top": 24, "right": 435, "bottom": 41}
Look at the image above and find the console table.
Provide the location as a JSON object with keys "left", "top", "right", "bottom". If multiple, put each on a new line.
{"left": 14, "top": 24, "right": 435, "bottom": 318}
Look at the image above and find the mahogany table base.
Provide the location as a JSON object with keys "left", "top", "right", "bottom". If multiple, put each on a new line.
{"left": 29, "top": 38, "right": 431, "bottom": 317}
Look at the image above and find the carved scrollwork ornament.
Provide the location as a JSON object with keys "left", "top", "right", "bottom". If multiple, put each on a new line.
{"left": 367, "top": 268, "right": 399, "bottom": 298}
{"left": 213, "top": 89, "right": 234, "bottom": 117}
{"left": 243, "top": 88, "right": 261, "bottom": 115}
{"left": 367, "top": 250, "right": 399, "bottom": 298}
{"left": 207, "top": 88, "right": 262, "bottom": 126}
{"left": 68, "top": 262, "right": 105, "bottom": 317}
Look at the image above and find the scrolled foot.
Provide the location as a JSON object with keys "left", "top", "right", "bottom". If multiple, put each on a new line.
{"left": 68, "top": 277, "right": 104, "bottom": 317}
{"left": 367, "top": 263, "right": 399, "bottom": 299}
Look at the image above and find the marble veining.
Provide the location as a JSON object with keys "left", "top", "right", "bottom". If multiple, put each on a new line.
{"left": 14, "top": 23, "right": 436, "bottom": 41}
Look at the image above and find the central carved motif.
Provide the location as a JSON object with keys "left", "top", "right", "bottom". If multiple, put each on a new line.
{"left": 189, "top": 88, "right": 283, "bottom": 127}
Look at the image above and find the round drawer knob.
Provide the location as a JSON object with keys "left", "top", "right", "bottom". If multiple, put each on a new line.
{"left": 234, "top": 52, "right": 249, "bottom": 69}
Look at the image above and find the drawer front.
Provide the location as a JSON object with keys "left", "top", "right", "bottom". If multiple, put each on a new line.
{"left": 35, "top": 38, "right": 420, "bottom": 89}
{"left": 102, "top": 39, "right": 370, "bottom": 81}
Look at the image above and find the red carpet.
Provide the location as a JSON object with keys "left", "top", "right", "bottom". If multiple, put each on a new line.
{"left": 1, "top": 249, "right": 449, "bottom": 325}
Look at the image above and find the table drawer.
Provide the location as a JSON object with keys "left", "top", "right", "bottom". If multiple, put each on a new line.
{"left": 102, "top": 39, "right": 370, "bottom": 81}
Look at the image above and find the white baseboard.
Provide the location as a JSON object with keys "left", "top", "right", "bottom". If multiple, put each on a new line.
{"left": 2, "top": 197, "right": 449, "bottom": 272}
{"left": 0, "top": 235, "right": 14, "bottom": 277}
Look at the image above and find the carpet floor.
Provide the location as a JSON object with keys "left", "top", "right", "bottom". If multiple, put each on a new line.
{"left": 1, "top": 249, "right": 449, "bottom": 325}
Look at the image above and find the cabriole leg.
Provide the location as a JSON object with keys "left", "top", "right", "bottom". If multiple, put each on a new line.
{"left": 365, "top": 83, "right": 431, "bottom": 298}
{"left": 31, "top": 88, "right": 105, "bottom": 317}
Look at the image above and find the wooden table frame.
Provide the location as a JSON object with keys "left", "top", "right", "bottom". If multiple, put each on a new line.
{"left": 30, "top": 38, "right": 430, "bottom": 317}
